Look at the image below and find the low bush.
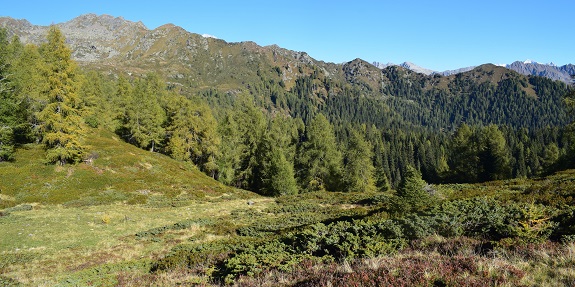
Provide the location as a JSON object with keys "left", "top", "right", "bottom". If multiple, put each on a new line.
{"left": 3, "top": 204, "right": 33, "bottom": 213}
{"left": 135, "top": 219, "right": 211, "bottom": 240}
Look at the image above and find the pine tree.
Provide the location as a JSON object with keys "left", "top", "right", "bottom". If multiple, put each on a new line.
{"left": 344, "top": 129, "right": 376, "bottom": 192}
{"left": 37, "top": 26, "right": 85, "bottom": 165}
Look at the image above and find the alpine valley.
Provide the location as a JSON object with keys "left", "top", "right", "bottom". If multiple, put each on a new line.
{"left": 1, "top": 14, "right": 575, "bottom": 286}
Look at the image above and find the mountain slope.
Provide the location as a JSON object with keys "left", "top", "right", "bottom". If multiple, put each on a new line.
{"left": 0, "top": 14, "right": 342, "bottom": 92}
{"left": 377, "top": 64, "right": 572, "bottom": 130}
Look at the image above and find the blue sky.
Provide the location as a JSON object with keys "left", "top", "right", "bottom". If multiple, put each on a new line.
{"left": 2, "top": 0, "right": 573, "bottom": 71}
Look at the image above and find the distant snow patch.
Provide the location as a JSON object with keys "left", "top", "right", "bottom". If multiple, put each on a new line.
{"left": 202, "top": 34, "right": 218, "bottom": 39}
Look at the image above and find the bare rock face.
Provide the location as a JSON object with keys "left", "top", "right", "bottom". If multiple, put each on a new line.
{"left": 58, "top": 14, "right": 148, "bottom": 62}
{"left": 0, "top": 14, "right": 148, "bottom": 62}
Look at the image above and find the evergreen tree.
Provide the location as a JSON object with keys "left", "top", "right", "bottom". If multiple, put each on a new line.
{"left": 514, "top": 142, "right": 528, "bottom": 178}
{"left": 298, "top": 113, "right": 343, "bottom": 191}
{"left": 478, "top": 124, "right": 511, "bottom": 181}
{"left": 343, "top": 129, "right": 376, "bottom": 192}
{"left": 448, "top": 123, "right": 480, "bottom": 182}
{"left": 395, "top": 165, "right": 431, "bottom": 212}
{"left": 216, "top": 97, "right": 266, "bottom": 190}
{"left": 37, "top": 26, "right": 85, "bottom": 164}
{"left": 565, "top": 89, "right": 575, "bottom": 111}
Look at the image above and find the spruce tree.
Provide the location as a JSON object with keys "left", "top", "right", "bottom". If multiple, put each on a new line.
{"left": 396, "top": 165, "right": 431, "bottom": 212}
{"left": 37, "top": 26, "right": 85, "bottom": 165}
{"left": 478, "top": 124, "right": 511, "bottom": 181}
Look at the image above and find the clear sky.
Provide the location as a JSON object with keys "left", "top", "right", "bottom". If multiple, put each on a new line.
{"left": 1, "top": 0, "right": 573, "bottom": 71}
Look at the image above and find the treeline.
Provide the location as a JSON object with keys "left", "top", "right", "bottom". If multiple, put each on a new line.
{"left": 2, "top": 27, "right": 575, "bottom": 195}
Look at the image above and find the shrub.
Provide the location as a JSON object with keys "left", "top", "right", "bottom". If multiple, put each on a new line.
{"left": 4, "top": 204, "right": 33, "bottom": 213}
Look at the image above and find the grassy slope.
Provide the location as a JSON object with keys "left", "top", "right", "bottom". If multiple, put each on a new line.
{"left": 0, "top": 128, "right": 267, "bottom": 285}
{"left": 0, "top": 128, "right": 252, "bottom": 207}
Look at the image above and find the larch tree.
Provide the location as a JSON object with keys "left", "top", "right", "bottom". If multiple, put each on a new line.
{"left": 258, "top": 132, "right": 299, "bottom": 196}
{"left": 9, "top": 37, "right": 46, "bottom": 142}
{"left": 0, "top": 28, "right": 17, "bottom": 161}
{"left": 216, "top": 113, "right": 243, "bottom": 186}
{"left": 448, "top": 123, "right": 480, "bottom": 182}
{"left": 37, "top": 26, "right": 85, "bottom": 165}
{"left": 123, "top": 74, "right": 166, "bottom": 152}
{"left": 216, "top": 96, "right": 266, "bottom": 190}
{"left": 344, "top": 129, "right": 376, "bottom": 192}
{"left": 298, "top": 113, "right": 343, "bottom": 192}
{"left": 164, "top": 93, "right": 220, "bottom": 177}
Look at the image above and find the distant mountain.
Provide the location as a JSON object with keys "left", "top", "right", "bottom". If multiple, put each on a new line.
{"left": 506, "top": 60, "right": 574, "bottom": 85}
{"left": 372, "top": 60, "right": 574, "bottom": 84}
{"left": 372, "top": 61, "right": 435, "bottom": 75}
{"left": 437, "top": 66, "right": 476, "bottom": 76}
{"left": 372, "top": 61, "right": 394, "bottom": 69}
{"left": 0, "top": 14, "right": 148, "bottom": 62}
{"left": 398, "top": 62, "right": 435, "bottom": 75}
{"left": 560, "top": 64, "right": 575, "bottom": 76}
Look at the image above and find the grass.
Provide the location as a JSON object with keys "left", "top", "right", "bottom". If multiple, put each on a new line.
{"left": 0, "top": 128, "right": 250, "bottom": 208}
{"left": 0, "top": 198, "right": 275, "bottom": 286}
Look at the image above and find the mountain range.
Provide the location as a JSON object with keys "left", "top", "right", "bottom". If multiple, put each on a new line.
{"left": 1, "top": 13, "right": 573, "bottom": 134}
{"left": 374, "top": 60, "right": 575, "bottom": 84}
{"left": 1, "top": 13, "right": 573, "bottom": 87}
